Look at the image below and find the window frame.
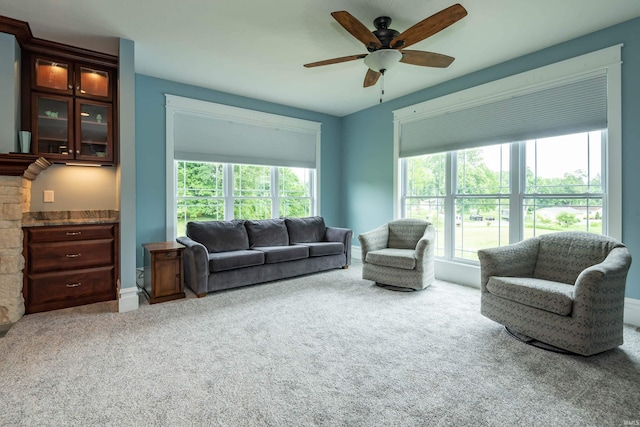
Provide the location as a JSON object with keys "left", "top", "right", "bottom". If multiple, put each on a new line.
{"left": 401, "top": 132, "right": 607, "bottom": 265}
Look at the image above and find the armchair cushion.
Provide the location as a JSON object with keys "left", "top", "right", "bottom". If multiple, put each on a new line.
{"left": 534, "top": 232, "right": 624, "bottom": 284}
{"left": 366, "top": 248, "right": 416, "bottom": 270}
{"left": 388, "top": 218, "right": 428, "bottom": 249}
{"left": 486, "top": 277, "right": 574, "bottom": 316}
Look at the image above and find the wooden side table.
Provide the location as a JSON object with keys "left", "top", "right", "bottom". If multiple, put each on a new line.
{"left": 142, "top": 242, "right": 185, "bottom": 304}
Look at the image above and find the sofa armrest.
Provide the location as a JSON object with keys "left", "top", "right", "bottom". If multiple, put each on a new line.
{"left": 477, "top": 238, "right": 540, "bottom": 291}
{"left": 325, "top": 226, "right": 353, "bottom": 266}
{"left": 176, "top": 236, "right": 209, "bottom": 296}
{"left": 573, "top": 246, "right": 632, "bottom": 318}
{"left": 358, "top": 224, "right": 389, "bottom": 262}
{"left": 415, "top": 224, "right": 436, "bottom": 271}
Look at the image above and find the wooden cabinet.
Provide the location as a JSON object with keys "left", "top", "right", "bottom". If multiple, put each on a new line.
{"left": 143, "top": 242, "right": 185, "bottom": 304}
{"left": 23, "top": 224, "right": 119, "bottom": 314}
{"left": 23, "top": 51, "right": 117, "bottom": 164}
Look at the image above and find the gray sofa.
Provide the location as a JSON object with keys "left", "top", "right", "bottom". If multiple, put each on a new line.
{"left": 177, "top": 216, "right": 352, "bottom": 296}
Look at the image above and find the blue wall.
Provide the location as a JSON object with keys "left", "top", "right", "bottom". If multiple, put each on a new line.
{"left": 135, "top": 75, "right": 344, "bottom": 266}
{"left": 342, "top": 17, "right": 640, "bottom": 299}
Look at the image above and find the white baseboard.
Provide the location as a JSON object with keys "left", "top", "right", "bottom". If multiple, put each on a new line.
{"left": 624, "top": 297, "right": 640, "bottom": 327}
{"left": 118, "top": 286, "right": 139, "bottom": 312}
{"left": 351, "top": 245, "right": 361, "bottom": 260}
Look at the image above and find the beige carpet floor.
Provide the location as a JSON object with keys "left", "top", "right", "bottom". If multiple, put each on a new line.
{"left": 1, "top": 263, "right": 640, "bottom": 426}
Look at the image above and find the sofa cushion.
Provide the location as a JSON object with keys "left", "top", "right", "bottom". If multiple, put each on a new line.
{"left": 294, "top": 242, "right": 344, "bottom": 257}
{"left": 486, "top": 276, "right": 574, "bottom": 316}
{"left": 253, "top": 245, "right": 309, "bottom": 264}
{"left": 187, "top": 220, "right": 249, "bottom": 253}
{"left": 366, "top": 248, "right": 416, "bottom": 270}
{"left": 285, "top": 216, "right": 326, "bottom": 243}
{"left": 208, "top": 250, "right": 265, "bottom": 272}
{"left": 245, "top": 218, "right": 289, "bottom": 248}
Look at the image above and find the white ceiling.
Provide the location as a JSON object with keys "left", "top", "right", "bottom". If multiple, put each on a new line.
{"left": 2, "top": 0, "right": 640, "bottom": 117}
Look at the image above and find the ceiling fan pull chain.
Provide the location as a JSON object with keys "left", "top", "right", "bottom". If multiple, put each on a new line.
{"left": 380, "top": 72, "right": 385, "bottom": 104}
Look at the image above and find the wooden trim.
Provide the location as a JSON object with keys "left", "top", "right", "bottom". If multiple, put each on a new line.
{"left": 0, "top": 154, "right": 52, "bottom": 178}
{"left": 0, "top": 15, "right": 118, "bottom": 67}
{"left": 0, "top": 15, "right": 33, "bottom": 45}
{"left": 25, "top": 38, "right": 118, "bottom": 68}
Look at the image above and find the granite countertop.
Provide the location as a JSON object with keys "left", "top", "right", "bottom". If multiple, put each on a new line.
{"left": 22, "top": 210, "right": 119, "bottom": 227}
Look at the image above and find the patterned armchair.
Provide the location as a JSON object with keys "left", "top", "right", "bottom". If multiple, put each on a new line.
{"left": 358, "top": 218, "right": 436, "bottom": 290}
{"left": 478, "top": 231, "right": 632, "bottom": 356}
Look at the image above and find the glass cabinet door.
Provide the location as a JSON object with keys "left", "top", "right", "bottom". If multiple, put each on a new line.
{"left": 33, "top": 58, "right": 72, "bottom": 94}
{"left": 32, "top": 94, "right": 73, "bottom": 158}
{"left": 77, "top": 65, "right": 111, "bottom": 100}
{"left": 75, "top": 99, "right": 113, "bottom": 161}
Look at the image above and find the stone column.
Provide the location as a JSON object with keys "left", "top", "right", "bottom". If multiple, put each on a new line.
{"left": 0, "top": 176, "right": 30, "bottom": 335}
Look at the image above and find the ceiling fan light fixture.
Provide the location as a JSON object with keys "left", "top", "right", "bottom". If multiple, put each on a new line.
{"left": 364, "top": 49, "right": 402, "bottom": 73}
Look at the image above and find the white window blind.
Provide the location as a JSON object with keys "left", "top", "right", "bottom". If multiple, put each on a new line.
{"left": 167, "top": 95, "right": 321, "bottom": 168}
{"left": 398, "top": 73, "right": 607, "bottom": 158}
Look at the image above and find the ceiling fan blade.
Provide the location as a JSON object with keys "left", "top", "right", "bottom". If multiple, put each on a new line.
{"left": 392, "top": 4, "right": 467, "bottom": 49}
{"left": 400, "top": 50, "right": 455, "bottom": 68}
{"left": 304, "top": 54, "right": 367, "bottom": 68}
{"left": 331, "top": 11, "right": 382, "bottom": 50}
{"left": 363, "top": 69, "right": 381, "bottom": 87}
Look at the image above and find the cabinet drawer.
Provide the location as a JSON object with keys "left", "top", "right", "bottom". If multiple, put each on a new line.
{"left": 29, "top": 239, "right": 114, "bottom": 273}
{"left": 28, "top": 267, "right": 115, "bottom": 306}
{"left": 26, "top": 224, "right": 115, "bottom": 243}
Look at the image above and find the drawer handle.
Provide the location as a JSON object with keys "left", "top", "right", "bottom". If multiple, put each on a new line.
{"left": 66, "top": 232, "right": 82, "bottom": 236}
{"left": 66, "top": 254, "right": 81, "bottom": 258}
{"left": 165, "top": 252, "right": 176, "bottom": 257}
{"left": 66, "top": 283, "right": 82, "bottom": 288}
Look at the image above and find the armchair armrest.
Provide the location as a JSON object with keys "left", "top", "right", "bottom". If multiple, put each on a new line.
{"left": 477, "top": 238, "right": 540, "bottom": 291}
{"left": 573, "top": 246, "right": 632, "bottom": 318}
{"left": 358, "top": 224, "right": 389, "bottom": 262}
{"left": 415, "top": 224, "right": 436, "bottom": 271}
{"left": 325, "top": 226, "right": 353, "bottom": 265}
{"left": 176, "top": 236, "right": 209, "bottom": 296}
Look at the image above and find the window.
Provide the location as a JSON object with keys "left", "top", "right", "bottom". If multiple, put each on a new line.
{"left": 279, "top": 167, "right": 312, "bottom": 218}
{"left": 523, "top": 131, "right": 603, "bottom": 238}
{"left": 403, "top": 152, "right": 446, "bottom": 257}
{"left": 401, "top": 130, "right": 606, "bottom": 263}
{"left": 234, "top": 164, "right": 272, "bottom": 220}
{"left": 166, "top": 95, "right": 321, "bottom": 240}
{"left": 176, "top": 161, "right": 224, "bottom": 235}
{"left": 394, "top": 46, "right": 621, "bottom": 274}
{"left": 454, "top": 144, "right": 511, "bottom": 261}
{"left": 176, "top": 161, "right": 315, "bottom": 236}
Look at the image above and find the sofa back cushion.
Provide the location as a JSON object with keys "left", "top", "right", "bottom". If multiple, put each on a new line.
{"left": 534, "top": 231, "right": 624, "bottom": 284}
{"left": 245, "top": 218, "right": 289, "bottom": 247}
{"left": 187, "top": 220, "right": 249, "bottom": 253}
{"left": 388, "top": 218, "right": 428, "bottom": 249}
{"left": 285, "top": 216, "right": 326, "bottom": 243}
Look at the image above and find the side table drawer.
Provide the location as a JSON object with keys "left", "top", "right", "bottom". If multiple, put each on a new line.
{"left": 28, "top": 266, "right": 115, "bottom": 306}
{"left": 29, "top": 239, "right": 114, "bottom": 273}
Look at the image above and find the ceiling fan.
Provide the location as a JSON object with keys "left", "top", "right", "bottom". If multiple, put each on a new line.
{"left": 304, "top": 3, "right": 468, "bottom": 88}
